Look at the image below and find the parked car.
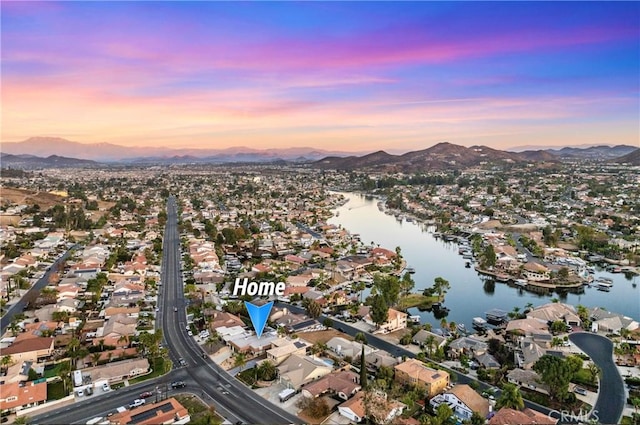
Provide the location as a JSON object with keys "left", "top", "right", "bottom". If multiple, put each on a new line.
{"left": 575, "top": 387, "right": 587, "bottom": 396}
{"left": 129, "top": 399, "right": 146, "bottom": 409}
{"left": 102, "top": 383, "right": 111, "bottom": 392}
{"left": 171, "top": 381, "right": 186, "bottom": 389}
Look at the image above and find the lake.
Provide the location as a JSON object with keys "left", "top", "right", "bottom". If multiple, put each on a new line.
{"left": 328, "top": 192, "right": 639, "bottom": 329}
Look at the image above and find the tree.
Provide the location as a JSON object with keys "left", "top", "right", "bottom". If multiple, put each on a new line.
{"left": 400, "top": 272, "right": 414, "bottom": 296}
{"left": 1, "top": 355, "right": 13, "bottom": 371}
{"left": 496, "top": 383, "right": 524, "bottom": 410}
{"left": 233, "top": 353, "right": 246, "bottom": 372}
{"left": 565, "top": 355, "right": 584, "bottom": 376}
{"left": 355, "top": 332, "right": 367, "bottom": 344}
{"left": 370, "top": 295, "right": 388, "bottom": 327}
{"left": 481, "top": 244, "right": 497, "bottom": 268}
{"left": 550, "top": 320, "right": 568, "bottom": 334}
{"left": 470, "top": 411, "right": 486, "bottom": 425}
{"left": 306, "top": 300, "right": 322, "bottom": 319}
{"left": 360, "top": 344, "right": 367, "bottom": 390}
{"left": 431, "top": 403, "right": 456, "bottom": 425}
{"left": 533, "top": 355, "right": 573, "bottom": 401}
{"left": 256, "top": 360, "right": 277, "bottom": 381}
{"left": 432, "top": 277, "right": 451, "bottom": 300}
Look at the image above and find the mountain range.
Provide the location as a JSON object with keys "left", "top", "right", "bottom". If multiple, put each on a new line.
{"left": 0, "top": 137, "right": 358, "bottom": 162}
{"left": 1, "top": 153, "right": 99, "bottom": 168}
{"left": 1, "top": 137, "right": 637, "bottom": 169}
{"left": 313, "top": 142, "right": 638, "bottom": 171}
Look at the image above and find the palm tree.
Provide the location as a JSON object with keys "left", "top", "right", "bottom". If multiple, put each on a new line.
{"left": 496, "top": 383, "right": 524, "bottom": 410}
{"left": 354, "top": 332, "right": 367, "bottom": 344}
{"left": 59, "top": 361, "right": 72, "bottom": 394}
{"left": 91, "top": 352, "right": 101, "bottom": 366}
{"left": 425, "top": 335, "right": 436, "bottom": 356}
{"left": 1, "top": 355, "right": 13, "bottom": 372}
{"left": 233, "top": 352, "right": 247, "bottom": 372}
{"left": 13, "top": 415, "right": 30, "bottom": 425}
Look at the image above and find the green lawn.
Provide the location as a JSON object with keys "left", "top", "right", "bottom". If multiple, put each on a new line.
{"left": 47, "top": 381, "right": 68, "bottom": 400}
{"left": 43, "top": 361, "right": 70, "bottom": 379}
{"left": 129, "top": 357, "right": 170, "bottom": 384}
{"left": 237, "top": 368, "right": 257, "bottom": 387}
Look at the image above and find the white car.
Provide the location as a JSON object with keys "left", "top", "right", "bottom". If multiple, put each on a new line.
{"left": 129, "top": 399, "right": 146, "bottom": 409}
{"left": 102, "top": 383, "right": 111, "bottom": 392}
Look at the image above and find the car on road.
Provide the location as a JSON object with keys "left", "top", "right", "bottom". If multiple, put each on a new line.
{"left": 174, "top": 307, "right": 178, "bottom": 312}
{"left": 129, "top": 399, "right": 146, "bottom": 409}
{"left": 171, "top": 381, "right": 186, "bottom": 389}
{"left": 179, "top": 358, "right": 187, "bottom": 366}
{"left": 140, "top": 391, "right": 153, "bottom": 398}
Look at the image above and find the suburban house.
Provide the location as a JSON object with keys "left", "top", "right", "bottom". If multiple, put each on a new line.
{"left": 0, "top": 381, "right": 47, "bottom": 412}
{"left": 522, "top": 262, "right": 551, "bottom": 281}
{"left": 107, "top": 397, "right": 190, "bottom": 425}
{"left": 326, "top": 337, "right": 376, "bottom": 359}
{"left": 365, "top": 308, "right": 407, "bottom": 334}
{"left": 301, "top": 369, "right": 361, "bottom": 400}
{"left": 277, "top": 354, "right": 332, "bottom": 390}
{"left": 507, "top": 369, "right": 549, "bottom": 395}
{"left": 338, "top": 391, "right": 405, "bottom": 424}
{"left": 82, "top": 358, "right": 150, "bottom": 385}
{"left": 266, "top": 339, "right": 308, "bottom": 365}
{"left": 489, "top": 407, "right": 558, "bottom": 425}
{"left": 1, "top": 337, "right": 55, "bottom": 363}
{"left": 527, "top": 303, "right": 581, "bottom": 327}
{"left": 394, "top": 359, "right": 450, "bottom": 397}
{"left": 448, "top": 337, "right": 488, "bottom": 359}
{"left": 412, "top": 330, "right": 447, "bottom": 351}
{"left": 429, "top": 384, "right": 490, "bottom": 422}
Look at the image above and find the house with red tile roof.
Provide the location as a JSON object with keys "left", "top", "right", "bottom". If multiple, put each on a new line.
{"left": 0, "top": 381, "right": 47, "bottom": 412}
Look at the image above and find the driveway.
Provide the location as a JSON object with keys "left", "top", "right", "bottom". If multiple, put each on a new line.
{"left": 569, "top": 332, "right": 625, "bottom": 424}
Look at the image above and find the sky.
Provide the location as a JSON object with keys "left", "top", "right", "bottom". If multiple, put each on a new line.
{"left": 2, "top": 1, "right": 639, "bottom": 153}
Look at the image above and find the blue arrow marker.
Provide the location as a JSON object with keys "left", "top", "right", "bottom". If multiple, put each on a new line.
{"left": 245, "top": 301, "right": 273, "bottom": 338}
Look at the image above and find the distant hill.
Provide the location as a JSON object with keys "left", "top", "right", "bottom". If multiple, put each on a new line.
{"left": 1, "top": 153, "right": 99, "bottom": 168}
{"left": 517, "top": 150, "right": 559, "bottom": 162}
{"left": 611, "top": 148, "right": 640, "bottom": 165}
{"left": 315, "top": 142, "right": 526, "bottom": 171}
{"left": 1, "top": 137, "right": 358, "bottom": 162}
{"left": 548, "top": 145, "right": 637, "bottom": 159}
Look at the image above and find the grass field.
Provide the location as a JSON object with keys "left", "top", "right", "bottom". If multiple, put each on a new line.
{"left": 397, "top": 293, "right": 439, "bottom": 310}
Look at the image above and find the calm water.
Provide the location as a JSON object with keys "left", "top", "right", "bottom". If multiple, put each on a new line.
{"left": 328, "top": 192, "right": 639, "bottom": 329}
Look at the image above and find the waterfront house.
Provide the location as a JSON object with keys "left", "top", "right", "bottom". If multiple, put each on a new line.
{"left": 522, "top": 262, "right": 551, "bottom": 281}
{"left": 448, "top": 336, "right": 488, "bottom": 358}
{"left": 413, "top": 330, "right": 447, "bottom": 351}
{"left": 527, "top": 303, "right": 581, "bottom": 327}
{"left": 394, "top": 359, "right": 450, "bottom": 397}
{"left": 429, "top": 384, "right": 490, "bottom": 422}
{"left": 365, "top": 308, "right": 407, "bottom": 334}
{"left": 589, "top": 307, "right": 639, "bottom": 334}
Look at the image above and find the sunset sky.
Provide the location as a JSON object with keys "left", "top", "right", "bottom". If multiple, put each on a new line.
{"left": 2, "top": 1, "right": 639, "bottom": 152}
